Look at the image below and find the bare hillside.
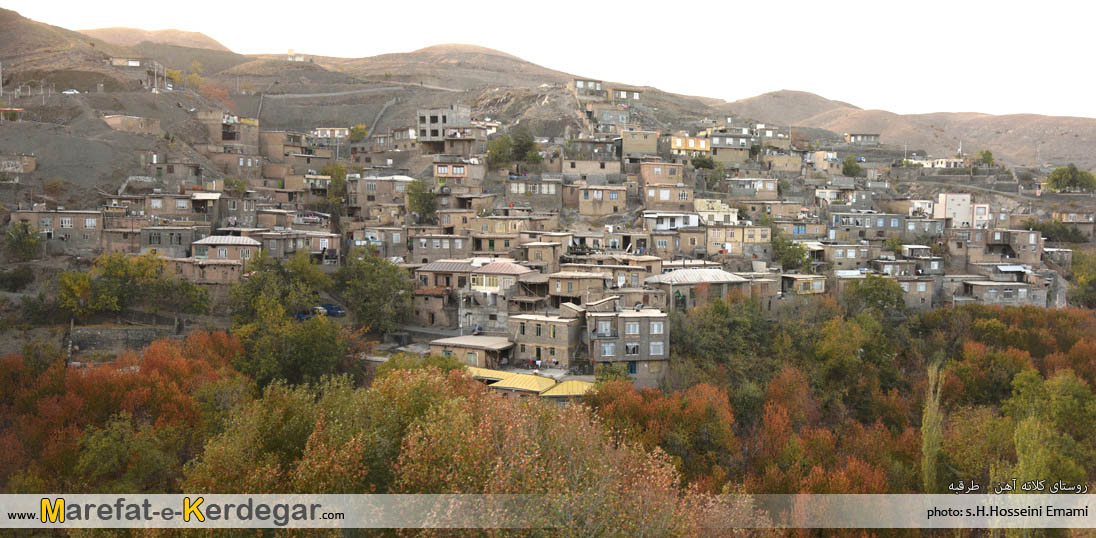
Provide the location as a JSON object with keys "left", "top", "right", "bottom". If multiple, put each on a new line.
{"left": 79, "top": 27, "right": 231, "bottom": 52}
{"left": 319, "top": 44, "right": 574, "bottom": 90}
{"left": 0, "top": 8, "right": 133, "bottom": 86}
{"left": 720, "top": 90, "right": 859, "bottom": 126}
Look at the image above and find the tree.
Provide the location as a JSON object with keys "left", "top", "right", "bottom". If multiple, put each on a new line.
{"left": 1022, "top": 219, "right": 1087, "bottom": 243}
{"left": 336, "top": 247, "right": 412, "bottom": 335}
{"left": 511, "top": 127, "right": 537, "bottom": 162}
{"left": 406, "top": 179, "right": 436, "bottom": 224}
{"left": 487, "top": 135, "right": 512, "bottom": 165}
{"left": 349, "top": 123, "right": 368, "bottom": 143}
{"left": 842, "top": 274, "right": 906, "bottom": 316}
{"left": 771, "top": 229, "right": 809, "bottom": 272}
{"left": 190, "top": 60, "right": 203, "bottom": 76}
{"left": 185, "top": 73, "right": 202, "bottom": 91}
{"left": 976, "top": 150, "right": 995, "bottom": 167}
{"left": 165, "top": 69, "right": 183, "bottom": 86}
{"left": 842, "top": 156, "right": 864, "bottom": 177}
{"left": 921, "top": 362, "right": 944, "bottom": 493}
{"left": 884, "top": 236, "right": 903, "bottom": 254}
{"left": 229, "top": 251, "right": 331, "bottom": 325}
{"left": 5, "top": 221, "right": 42, "bottom": 261}
{"left": 319, "top": 163, "right": 347, "bottom": 205}
{"left": 691, "top": 155, "right": 715, "bottom": 169}
{"left": 1069, "top": 248, "right": 1096, "bottom": 307}
{"left": 1047, "top": 164, "right": 1096, "bottom": 192}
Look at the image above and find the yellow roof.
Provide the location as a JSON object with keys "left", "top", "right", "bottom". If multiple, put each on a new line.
{"left": 465, "top": 366, "right": 517, "bottom": 381}
{"left": 541, "top": 380, "right": 594, "bottom": 398}
{"left": 488, "top": 374, "right": 557, "bottom": 393}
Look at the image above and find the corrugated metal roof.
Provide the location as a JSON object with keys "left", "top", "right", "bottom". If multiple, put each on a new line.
{"left": 465, "top": 366, "right": 516, "bottom": 381}
{"left": 193, "top": 236, "right": 261, "bottom": 246}
{"left": 541, "top": 380, "right": 594, "bottom": 398}
{"left": 417, "top": 261, "right": 475, "bottom": 273}
{"left": 191, "top": 192, "right": 222, "bottom": 200}
{"left": 489, "top": 374, "right": 557, "bottom": 393}
{"left": 645, "top": 268, "right": 747, "bottom": 285}
{"left": 472, "top": 261, "right": 534, "bottom": 275}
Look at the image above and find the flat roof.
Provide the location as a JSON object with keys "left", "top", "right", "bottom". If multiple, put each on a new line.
{"left": 429, "top": 336, "right": 514, "bottom": 351}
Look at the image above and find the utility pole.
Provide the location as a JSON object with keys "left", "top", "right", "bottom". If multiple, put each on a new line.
{"left": 0, "top": 61, "right": 4, "bottom": 98}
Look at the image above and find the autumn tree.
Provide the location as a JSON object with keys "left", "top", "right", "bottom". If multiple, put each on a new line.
{"left": 348, "top": 123, "right": 368, "bottom": 143}
{"left": 770, "top": 228, "right": 808, "bottom": 272}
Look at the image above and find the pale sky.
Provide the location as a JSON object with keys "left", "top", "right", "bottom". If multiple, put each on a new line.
{"left": 10, "top": 0, "right": 1096, "bottom": 118}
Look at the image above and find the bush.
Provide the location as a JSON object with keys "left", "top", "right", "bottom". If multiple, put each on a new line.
{"left": 0, "top": 266, "right": 34, "bottom": 292}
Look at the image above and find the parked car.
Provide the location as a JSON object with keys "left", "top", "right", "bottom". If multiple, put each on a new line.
{"left": 295, "top": 306, "right": 327, "bottom": 321}
{"left": 61, "top": 89, "right": 79, "bottom": 95}
{"left": 320, "top": 303, "right": 346, "bottom": 317}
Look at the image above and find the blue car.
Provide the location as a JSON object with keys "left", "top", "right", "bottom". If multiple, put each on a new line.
{"left": 320, "top": 303, "right": 346, "bottom": 317}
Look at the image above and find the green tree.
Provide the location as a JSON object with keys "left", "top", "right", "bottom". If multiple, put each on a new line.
{"left": 229, "top": 251, "right": 331, "bottom": 325}
{"left": 487, "top": 135, "right": 512, "bottom": 165}
{"left": 190, "top": 60, "right": 203, "bottom": 76}
{"left": 1069, "top": 248, "right": 1096, "bottom": 307}
{"left": 691, "top": 155, "right": 715, "bottom": 169}
{"left": 843, "top": 274, "right": 906, "bottom": 316}
{"left": 5, "top": 221, "right": 42, "bottom": 261}
{"left": 511, "top": 127, "right": 537, "bottom": 162}
{"left": 319, "top": 162, "right": 347, "bottom": 205}
{"left": 336, "top": 247, "right": 412, "bottom": 334}
{"left": 842, "top": 156, "right": 864, "bottom": 177}
{"left": 771, "top": 229, "right": 808, "bottom": 272}
{"left": 976, "top": 149, "right": 995, "bottom": 167}
{"left": 1022, "top": 219, "right": 1087, "bottom": 243}
{"left": 1047, "top": 164, "right": 1096, "bottom": 192}
{"left": 406, "top": 178, "right": 436, "bottom": 224}
{"left": 234, "top": 298, "right": 345, "bottom": 388}
{"left": 884, "top": 236, "right": 903, "bottom": 253}
{"left": 349, "top": 123, "right": 368, "bottom": 143}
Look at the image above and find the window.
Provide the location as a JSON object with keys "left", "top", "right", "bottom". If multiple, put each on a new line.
{"left": 393, "top": 232, "right": 401, "bottom": 243}
{"left": 625, "top": 343, "right": 639, "bottom": 355}
{"left": 678, "top": 191, "right": 689, "bottom": 201}
{"left": 835, "top": 248, "right": 844, "bottom": 258}
{"left": 176, "top": 199, "right": 188, "bottom": 209}
{"left": 60, "top": 217, "right": 73, "bottom": 229}
{"left": 241, "top": 248, "right": 251, "bottom": 259}
{"left": 917, "top": 282, "right": 927, "bottom": 292}
{"left": 151, "top": 199, "right": 162, "bottom": 209}
{"left": 650, "top": 321, "right": 664, "bottom": 335}
{"left": 437, "top": 165, "right": 449, "bottom": 174}
{"left": 555, "top": 280, "right": 561, "bottom": 292}
{"left": 647, "top": 189, "right": 655, "bottom": 198}
{"left": 454, "top": 239, "right": 462, "bottom": 249}
{"left": 520, "top": 322, "right": 526, "bottom": 335}
{"left": 1018, "top": 288, "right": 1028, "bottom": 299}
{"left": 900, "top": 282, "right": 910, "bottom": 292}
{"left": 659, "top": 189, "right": 670, "bottom": 201}
{"left": 432, "top": 239, "right": 441, "bottom": 249}
{"left": 930, "top": 261, "right": 939, "bottom": 270}
{"left": 649, "top": 341, "right": 664, "bottom": 356}
{"left": 453, "top": 166, "right": 464, "bottom": 174}
{"left": 609, "top": 191, "right": 619, "bottom": 200}
{"left": 891, "top": 218, "right": 899, "bottom": 228}
{"left": 625, "top": 321, "right": 639, "bottom": 335}
{"left": 653, "top": 166, "right": 662, "bottom": 175}
{"left": 535, "top": 324, "right": 542, "bottom": 337}
{"left": 84, "top": 218, "right": 97, "bottom": 229}
{"left": 465, "top": 352, "right": 477, "bottom": 366}
{"left": 656, "top": 239, "right": 668, "bottom": 249}
{"left": 217, "top": 248, "right": 228, "bottom": 259}
{"left": 148, "top": 232, "right": 161, "bottom": 245}
{"left": 597, "top": 320, "right": 611, "bottom": 336}
{"left": 601, "top": 342, "right": 615, "bottom": 356}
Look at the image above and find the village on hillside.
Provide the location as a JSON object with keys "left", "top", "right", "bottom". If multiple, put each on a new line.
{"left": 1, "top": 16, "right": 1095, "bottom": 398}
